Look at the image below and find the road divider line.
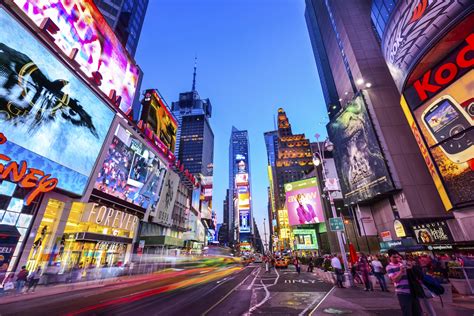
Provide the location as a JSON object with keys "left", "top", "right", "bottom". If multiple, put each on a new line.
{"left": 247, "top": 267, "right": 261, "bottom": 290}
{"left": 308, "top": 286, "right": 336, "bottom": 316}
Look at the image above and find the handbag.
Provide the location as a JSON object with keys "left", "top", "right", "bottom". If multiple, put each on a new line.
{"left": 4, "top": 281, "right": 14, "bottom": 291}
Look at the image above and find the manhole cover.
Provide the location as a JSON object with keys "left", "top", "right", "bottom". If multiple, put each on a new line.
{"left": 323, "top": 307, "right": 353, "bottom": 314}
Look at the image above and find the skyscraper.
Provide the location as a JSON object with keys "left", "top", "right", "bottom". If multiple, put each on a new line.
{"left": 94, "top": 0, "right": 149, "bottom": 57}
{"left": 228, "top": 127, "right": 253, "bottom": 247}
{"left": 269, "top": 109, "right": 314, "bottom": 250}
{"left": 304, "top": 0, "right": 449, "bottom": 250}
{"left": 171, "top": 65, "right": 214, "bottom": 177}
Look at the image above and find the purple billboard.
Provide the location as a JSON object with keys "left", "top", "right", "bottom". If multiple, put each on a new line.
{"left": 284, "top": 178, "right": 324, "bottom": 226}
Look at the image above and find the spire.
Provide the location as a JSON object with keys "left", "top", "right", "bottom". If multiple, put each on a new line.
{"left": 192, "top": 56, "right": 197, "bottom": 91}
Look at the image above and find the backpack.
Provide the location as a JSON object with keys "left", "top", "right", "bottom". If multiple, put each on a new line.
{"left": 422, "top": 274, "right": 445, "bottom": 296}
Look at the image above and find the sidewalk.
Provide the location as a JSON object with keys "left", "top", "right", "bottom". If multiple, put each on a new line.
{"left": 0, "top": 268, "right": 185, "bottom": 304}
{"left": 309, "top": 267, "right": 474, "bottom": 315}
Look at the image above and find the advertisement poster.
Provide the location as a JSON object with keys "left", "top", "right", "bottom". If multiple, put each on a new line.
{"left": 0, "top": 225, "right": 20, "bottom": 272}
{"left": 381, "top": 0, "right": 470, "bottom": 90}
{"left": 402, "top": 32, "right": 473, "bottom": 208}
{"left": 140, "top": 90, "right": 178, "bottom": 153}
{"left": 293, "top": 229, "right": 318, "bottom": 250}
{"left": 154, "top": 170, "right": 179, "bottom": 227}
{"left": 95, "top": 125, "right": 167, "bottom": 209}
{"left": 0, "top": 9, "right": 114, "bottom": 195}
{"left": 12, "top": 0, "right": 140, "bottom": 113}
{"left": 327, "top": 96, "right": 394, "bottom": 204}
{"left": 284, "top": 178, "right": 324, "bottom": 226}
{"left": 411, "top": 221, "right": 453, "bottom": 244}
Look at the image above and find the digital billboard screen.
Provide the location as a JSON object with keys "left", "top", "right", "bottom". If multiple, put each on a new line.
{"left": 401, "top": 33, "right": 474, "bottom": 210}
{"left": 293, "top": 229, "right": 318, "bottom": 250}
{"left": 0, "top": 8, "right": 114, "bottom": 195}
{"left": 95, "top": 124, "right": 168, "bottom": 209}
{"left": 327, "top": 95, "right": 394, "bottom": 204}
{"left": 284, "top": 178, "right": 324, "bottom": 226}
{"left": 140, "top": 90, "right": 177, "bottom": 153}
{"left": 239, "top": 210, "right": 251, "bottom": 233}
{"left": 12, "top": 0, "right": 140, "bottom": 114}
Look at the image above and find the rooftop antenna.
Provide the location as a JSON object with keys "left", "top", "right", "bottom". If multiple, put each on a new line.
{"left": 192, "top": 56, "right": 197, "bottom": 91}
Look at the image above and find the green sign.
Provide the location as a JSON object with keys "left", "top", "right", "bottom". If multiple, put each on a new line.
{"left": 329, "top": 217, "right": 344, "bottom": 231}
{"left": 293, "top": 229, "right": 318, "bottom": 250}
{"left": 284, "top": 177, "right": 319, "bottom": 192}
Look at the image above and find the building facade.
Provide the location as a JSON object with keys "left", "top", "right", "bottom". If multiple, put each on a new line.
{"left": 305, "top": 0, "right": 468, "bottom": 253}
{"left": 94, "top": 0, "right": 149, "bottom": 56}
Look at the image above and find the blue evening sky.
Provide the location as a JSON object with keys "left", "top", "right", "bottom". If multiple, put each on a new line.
{"left": 135, "top": 0, "right": 328, "bottom": 239}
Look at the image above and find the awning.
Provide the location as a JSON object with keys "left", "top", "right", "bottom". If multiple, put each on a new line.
{"left": 141, "top": 236, "right": 184, "bottom": 248}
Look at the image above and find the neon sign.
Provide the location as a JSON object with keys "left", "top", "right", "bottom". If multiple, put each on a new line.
{"left": 0, "top": 133, "right": 58, "bottom": 205}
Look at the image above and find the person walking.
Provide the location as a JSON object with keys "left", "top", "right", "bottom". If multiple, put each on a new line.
{"left": 307, "top": 256, "right": 314, "bottom": 273}
{"left": 358, "top": 253, "right": 373, "bottom": 291}
{"left": 294, "top": 256, "right": 301, "bottom": 274}
{"left": 15, "top": 266, "right": 28, "bottom": 294}
{"left": 386, "top": 249, "right": 422, "bottom": 316}
{"left": 331, "top": 254, "right": 345, "bottom": 288}
{"left": 371, "top": 255, "right": 388, "bottom": 292}
{"left": 26, "top": 266, "right": 41, "bottom": 293}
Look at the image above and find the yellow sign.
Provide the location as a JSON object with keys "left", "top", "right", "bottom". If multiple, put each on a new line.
{"left": 393, "top": 220, "right": 406, "bottom": 238}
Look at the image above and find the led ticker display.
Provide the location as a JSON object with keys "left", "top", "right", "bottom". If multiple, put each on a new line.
{"left": 12, "top": 0, "right": 140, "bottom": 114}
{"left": 327, "top": 96, "right": 395, "bottom": 204}
{"left": 139, "top": 90, "right": 178, "bottom": 153}
{"left": 0, "top": 9, "right": 114, "bottom": 195}
{"left": 293, "top": 229, "right": 318, "bottom": 250}
{"left": 95, "top": 124, "right": 168, "bottom": 209}
{"left": 285, "top": 178, "right": 324, "bottom": 226}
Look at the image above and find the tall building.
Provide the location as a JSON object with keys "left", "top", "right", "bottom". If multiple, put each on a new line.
{"left": 263, "top": 131, "right": 279, "bottom": 248}
{"left": 221, "top": 189, "right": 230, "bottom": 245}
{"left": 171, "top": 65, "right": 214, "bottom": 177}
{"left": 228, "top": 127, "right": 253, "bottom": 248}
{"left": 269, "top": 109, "right": 314, "bottom": 250}
{"left": 305, "top": 0, "right": 455, "bottom": 253}
{"left": 94, "top": 0, "right": 149, "bottom": 56}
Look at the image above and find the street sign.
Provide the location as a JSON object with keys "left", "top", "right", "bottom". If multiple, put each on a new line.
{"left": 329, "top": 217, "right": 344, "bottom": 231}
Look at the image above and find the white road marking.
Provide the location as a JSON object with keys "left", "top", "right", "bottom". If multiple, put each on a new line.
{"left": 247, "top": 267, "right": 261, "bottom": 290}
{"left": 307, "top": 286, "right": 336, "bottom": 316}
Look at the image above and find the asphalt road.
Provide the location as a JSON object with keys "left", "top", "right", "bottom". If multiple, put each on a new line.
{"left": 1, "top": 264, "right": 333, "bottom": 316}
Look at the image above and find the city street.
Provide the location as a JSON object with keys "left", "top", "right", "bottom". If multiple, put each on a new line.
{"left": 1, "top": 264, "right": 334, "bottom": 316}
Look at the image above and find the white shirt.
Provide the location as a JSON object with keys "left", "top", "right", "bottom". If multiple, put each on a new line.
{"left": 371, "top": 260, "right": 383, "bottom": 273}
{"left": 331, "top": 257, "right": 342, "bottom": 269}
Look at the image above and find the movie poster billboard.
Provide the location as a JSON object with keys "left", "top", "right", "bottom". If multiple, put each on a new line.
{"left": 401, "top": 30, "right": 474, "bottom": 209}
{"left": 327, "top": 96, "right": 395, "bottom": 204}
{"left": 284, "top": 178, "right": 324, "bottom": 226}
{"left": 411, "top": 220, "right": 453, "bottom": 245}
{"left": 293, "top": 229, "right": 318, "bottom": 250}
{"left": 154, "top": 170, "right": 179, "bottom": 227}
{"left": 11, "top": 0, "right": 140, "bottom": 114}
{"left": 381, "top": 0, "right": 470, "bottom": 91}
{"left": 139, "top": 90, "right": 177, "bottom": 153}
{"left": 0, "top": 8, "right": 114, "bottom": 195}
{"left": 95, "top": 124, "right": 168, "bottom": 209}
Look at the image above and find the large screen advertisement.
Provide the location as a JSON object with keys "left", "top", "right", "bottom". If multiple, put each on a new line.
{"left": 239, "top": 210, "right": 251, "bottom": 233}
{"left": 327, "top": 96, "right": 394, "bottom": 204}
{"left": 11, "top": 0, "right": 140, "bottom": 114}
{"left": 380, "top": 0, "right": 470, "bottom": 91}
{"left": 401, "top": 32, "right": 473, "bottom": 209}
{"left": 293, "top": 229, "right": 318, "bottom": 250}
{"left": 95, "top": 124, "right": 168, "bottom": 209}
{"left": 0, "top": 9, "right": 114, "bottom": 195}
{"left": 140, "top": 90, "right": 177, "bottom": 153}
{"left": 284, "top": 178, "right": 324, "bottom": 226}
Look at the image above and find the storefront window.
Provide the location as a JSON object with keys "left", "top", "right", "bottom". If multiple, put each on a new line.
{"left": 25, "top": 199, "right": 65, "bottom": 272}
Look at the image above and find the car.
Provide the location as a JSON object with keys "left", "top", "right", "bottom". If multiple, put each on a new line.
{"left": 275, "top": 258, "right": 288, "bottom": 268}
{"left": 254, "top": 254, "right": 263, "bottom": 263}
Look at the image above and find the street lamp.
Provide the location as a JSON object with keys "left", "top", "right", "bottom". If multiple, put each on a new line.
{"left": 313, "top": 135, "right": 353, "bottom": 286}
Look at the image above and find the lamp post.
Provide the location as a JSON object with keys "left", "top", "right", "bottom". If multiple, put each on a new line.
{"left": 313, "top": 135, "right": 353, "bottom": 286}
{"left": 263, "top": 218, "right": 269, "bottom": 254}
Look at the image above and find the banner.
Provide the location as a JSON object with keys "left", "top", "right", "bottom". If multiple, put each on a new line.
{"left": 285, "top": 178, "right": 324, "bottom": 226}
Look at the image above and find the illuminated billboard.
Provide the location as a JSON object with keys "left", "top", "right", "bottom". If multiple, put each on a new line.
{"left": 239, "top": 210, "right": 251, "bottom": 233}
{"left": 401, "top": 29, "right": 474, "bottom": 209}
{"left": 0, "top": 8, "right": 114, "bottom": 195}
{"left": 95, "top": 124, "right": 168, "bottom": 209}
{"left": 285, "top": 178, "right": 324, "bottom": 226}
{"left": 381, "top": 0, "right": 470, "bottom": 91}
{"left": 139, "top": 90, "right": 178, "bottom": 153}
{"left": 327, "top": 96, "right": 395, "bottom": 204}
{"left": 293, "top": 229, "right": 318, "bottom": 250}
{"left": 11, "top": 0, "right": 140, "bottom": 114}
{"left": 235, "top": 173, "right": 249, "bottom": 186}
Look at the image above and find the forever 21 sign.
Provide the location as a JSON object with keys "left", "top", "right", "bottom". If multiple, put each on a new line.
{"left": 82, "top": 203, "right": 139, "bottom": 232}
